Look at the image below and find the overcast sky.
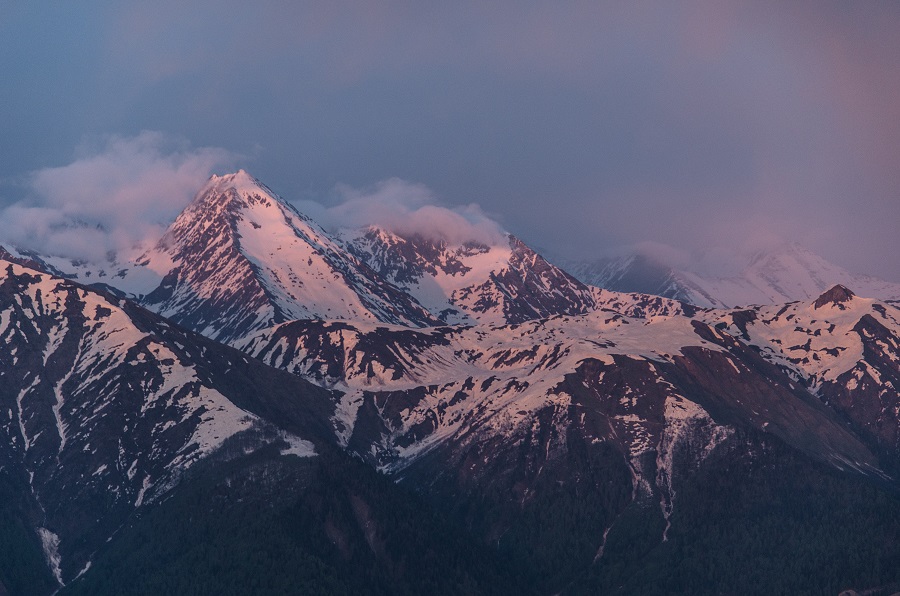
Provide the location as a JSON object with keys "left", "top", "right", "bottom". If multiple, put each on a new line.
{"left": 1, "top": 1, "right": 898, "bottom": 280}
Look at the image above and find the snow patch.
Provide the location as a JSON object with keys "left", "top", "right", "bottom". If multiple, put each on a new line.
{"left": 38, "top": 527, "right": 63, "bottom": 586}
{"left": 655, "top": 395, "right": 732, "bottom": 541}
{"left": 134, "top": 476, "right": 152, "bottom": 507}
{"left": 279, "top": 432, "right": 317, "bottom": 457}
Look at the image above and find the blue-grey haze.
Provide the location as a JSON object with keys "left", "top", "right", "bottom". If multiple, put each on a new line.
{"left": 1, "top": 1, "right": 898, "bottom": 279}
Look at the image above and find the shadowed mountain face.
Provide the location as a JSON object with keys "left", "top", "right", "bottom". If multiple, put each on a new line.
{"left": 1, "top": 172, "right": 899, "bottom": 595}
{"left": 238, "top": 304, "right": 884, "bottom": 475}
{"left": 0, "top": 258, "right": 529, "bottom": 596}
{"left": 708, "top": 285, "right": 900, "bottom": 469}
{"left": 565, "top": 253, "right": 695, "bottom": 303}
{"left": 239, "top": 285, "right": 900, "bottom": 498}
{"left": 0, "top": 258, "right": 341, "bottom": 587}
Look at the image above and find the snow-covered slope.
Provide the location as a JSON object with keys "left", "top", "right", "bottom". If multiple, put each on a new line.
{"left": 135, "top": 171, "right": 438, "bottom": 343}
{"left": 238, "top": 296, "right": 881, "bottom": 493}
{"left": 567, "top": 243, "right": 900, "bottom": 309}
{"left": 341, "top": 227, "right": 599, "bottom": 325}
{"left": 706, "top": 285, "right": 900, "bottom": 460}
{"left": 0, "top": 258, "right": 334, "bottom": 584}
{"left": 0, "top": 244, "right": 165, "bottom": 299}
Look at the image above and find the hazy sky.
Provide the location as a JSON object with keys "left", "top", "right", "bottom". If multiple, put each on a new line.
{"left": 1, "top": 1, "right": 898, "bottom": 280}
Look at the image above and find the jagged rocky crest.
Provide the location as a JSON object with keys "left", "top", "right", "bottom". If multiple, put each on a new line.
{"left": 813, "top": 284, "right": 855, "bottom": 309}
{"left": 136, "top": 171, "right": 439, "bottom": 342}
{"left": 342, "top": 227, "right": 600, "bottom": 326}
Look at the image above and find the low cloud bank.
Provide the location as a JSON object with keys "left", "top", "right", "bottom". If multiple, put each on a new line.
{"left": 0, "top": 131, "right": 237, "bottom": 261}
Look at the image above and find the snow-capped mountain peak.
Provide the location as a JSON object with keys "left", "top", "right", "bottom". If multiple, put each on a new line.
{"left": 342, "top": 226, "right": 599, "bottom": 325}
{"left": 137, "top": 171, "right": 439, "bottom": 343}
{"left": 738, "top": 243, "right": 851, "bottom": 302}
{"left": 206, "top": 168, "right": 263, "bottom": 194}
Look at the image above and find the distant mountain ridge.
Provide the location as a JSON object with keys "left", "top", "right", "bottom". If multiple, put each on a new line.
{"left": 565, "top": 242, "right": 900, "bottom": 308}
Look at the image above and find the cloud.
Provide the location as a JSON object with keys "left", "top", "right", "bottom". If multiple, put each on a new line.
{"left": 295, "top": 178, "right": 506, "bottom": 246}
{"left": 0, "top": 131, "right": 238, "bottom": 261}
{"left": 631, "top": 241, "right": 693, "bottom": 270}
{"left": 0, "top": 132, "right": 502, "bottom": 265}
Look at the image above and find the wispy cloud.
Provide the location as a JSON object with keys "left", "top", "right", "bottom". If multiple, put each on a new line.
{"left": 296, "top": 178, "right": 506, "bottom": 246}
{"left": 0, "top": 132, "right": 238, "bottom": 261}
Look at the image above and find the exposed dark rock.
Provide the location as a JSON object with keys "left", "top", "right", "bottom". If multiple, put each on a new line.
{"left": 814, "top": 284, "right": 855, "bottom": 309}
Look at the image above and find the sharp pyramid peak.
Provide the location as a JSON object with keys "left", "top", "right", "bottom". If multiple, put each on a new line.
{"left": 813, "top": 284, "right": 855, "bottom": 309}
{"left": 186, "top": 169, "right": 298, "bottom": 218}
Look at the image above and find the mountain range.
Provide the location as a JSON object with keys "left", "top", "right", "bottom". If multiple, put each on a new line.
{"left": 1, "top": 171, "right": 899, "bottom": 595}
{"left": 564, "top": 243, "right": 900, "bottom": 308}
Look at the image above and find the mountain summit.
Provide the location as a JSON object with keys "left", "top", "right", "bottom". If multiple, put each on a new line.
{"left": 342, "top": 226, "right": 599, "bottom": 325}
{"left": 813, "top": 284, "right": 855, "bottom": 309}
{"left": 138, "top": 171, "right": 438, "bottom": 342}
